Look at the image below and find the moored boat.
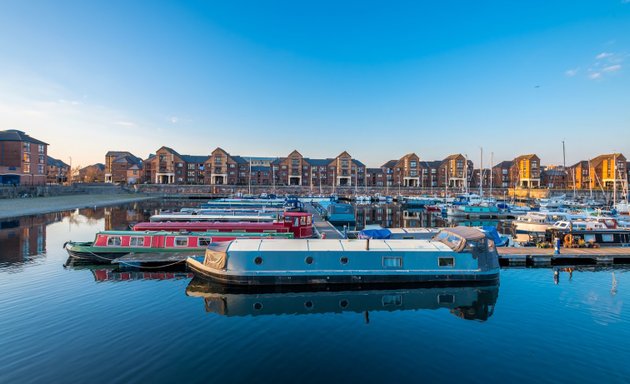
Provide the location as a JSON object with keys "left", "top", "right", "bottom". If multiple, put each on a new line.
{"left": 187, "top": 227, "right": 500, "bottom": 286}
{"left": 64, "top": 230, "right": 294, "bottom": 263}
{"left": 133, "top": 211, "right": 314, "bottom": 239}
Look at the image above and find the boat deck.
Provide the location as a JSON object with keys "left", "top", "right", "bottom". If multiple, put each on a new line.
{"left": 112, "top": 251, "right": 200, "bottom": 266}
{"left": 305, "top": 203, "right": 344, "bottom": 239}
{"left": 497, "top": 247, "right": 630, "bottom": 266}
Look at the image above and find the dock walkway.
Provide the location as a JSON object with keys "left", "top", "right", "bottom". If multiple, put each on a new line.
{"left": 305, "top": 203, "right": 344, "bottom": 239}
{"left": 497, "top": 247, "right": 630, "bottom": 266}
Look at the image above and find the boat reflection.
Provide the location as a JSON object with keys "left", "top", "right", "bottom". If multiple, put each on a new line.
{"left": 63, "top": 258, "right": 193, "bottom": 281}
{"left": 186, "top": 279, "right": 499, "bottom": 321}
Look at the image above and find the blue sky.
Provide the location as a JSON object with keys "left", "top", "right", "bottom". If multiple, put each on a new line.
{"left": 0, "top": 0, "right": 629, "bottom": 168}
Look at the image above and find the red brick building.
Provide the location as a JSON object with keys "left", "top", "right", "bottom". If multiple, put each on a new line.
{"left": 143, "top": 146, "right": 207, "bottom": 184}
{"left": 105, "top": 151, "right": 143, "bottom": 184}
{"left": 0, "top": 130, "right": 48, "bottom": 185}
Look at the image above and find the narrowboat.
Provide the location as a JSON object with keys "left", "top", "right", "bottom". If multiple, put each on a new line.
{"left": 186, "top": 227, "right": 500, "bottom": 286}
{"left": 64, "top": 230, "right": 294, "bottom": 263}
{"left": 149, "top": 213, "right": 277, "bottom": 223}
{"left": 133, "top": 211, "right": 314, "bottom": 239}
{"left": 446, "top": 205, "right": 501, "bottom": 219}
{"left": 185, "top": 278, "right": 499, "bottom": 321}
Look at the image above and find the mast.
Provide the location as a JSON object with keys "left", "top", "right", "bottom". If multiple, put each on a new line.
{"left": 464, "top": 155, "right": 468, "bottom": 193}
{"left": 479, "top": 147, "right": 483, "bottom": 197}
{"left": 588, "top": 159, "right": 593, "bottom": 199}
{"left": 490, "top": 152, "right": 493, "bottom": 197}
{"left": 613, "top": 153, "right": 617, "bottom": 207}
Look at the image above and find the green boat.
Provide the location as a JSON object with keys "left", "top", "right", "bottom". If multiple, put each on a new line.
{"left": 64, "top": 230, "right": 293, "bottom": 263}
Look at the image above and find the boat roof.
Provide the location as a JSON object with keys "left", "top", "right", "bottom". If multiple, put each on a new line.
{"left": 220, "top": 239, "right": 452, "bottom": 252}
{"left": 387, "top": 228, "right": 437, "bottom": 234}
{"left": 98, "top": 230, "right": 286, "bottom": 236}
{"left": 440, "top": 227, "right": 486, "bottom": 241}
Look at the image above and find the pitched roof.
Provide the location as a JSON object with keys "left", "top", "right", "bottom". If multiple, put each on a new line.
{"left": 251, "top": 166, "right": 270, "bottom": 172}
{"left": 352, "top": 159, "right": 365, "bottom": 167}
{"left": 305, "top": 158, "right": 333, "bottom": 166}
{"left": 423, "top": 161, "right": 442, "bottom": 168}
{"left": 367, "top": 167, "right": 383, "bottom": 173}
{"left": 382, "top": 160, "right": 398, "bottom": 169}
{"left": 181, "top": 155, "right": 209, "bottom": 164}
{"left": 493, "top": 160, "right": 513, "bottom": 169}
{"left": 46, "top": 156, "right": 69, "bottom": 168}
{"left": 570, "top": 160, "right": 588, "bottom": 168}
{"left": 231, "top": 155, "right": 249, "bottom": 164}
{"left": 0, "top": 130, "right": 48, "bottom": 145}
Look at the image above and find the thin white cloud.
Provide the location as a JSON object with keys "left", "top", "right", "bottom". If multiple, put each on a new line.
{"left": 589, "top": 72, "right": 602, "bottom": 80}
{"left": 602, "top": 64, "right": 622, "bottom": 72}
{"left": 596, "top": 52, "right": 613, "bottom": 59}
{"left": 565, "top": 68, "right": 579, "bottom": 77}
{"left": 114, "top": 121, "right": 137, "bottom": 127}
{"left": 169, "top": 116, "right": 179, "bottom": 124}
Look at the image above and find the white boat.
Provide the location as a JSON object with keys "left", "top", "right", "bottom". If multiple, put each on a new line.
{"left": 513, "top": 211, "right": 580, "bottom": 234}
{"left": 187, "top": 227, "right": 500, "bottom": 286}
{"left": 615, "top": 200, "right": 630, "bottom": 215}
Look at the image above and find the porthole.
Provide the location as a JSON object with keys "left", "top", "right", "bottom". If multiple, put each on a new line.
{"left": 304, "top": 301, "right": 314, "bottom": 309}
{"left": 340, "top": 257, "right": 349, "bottom": 265}
{"left": 305, "top": 256, "right": 314, "bottom": 265}
{"left": 339, "top": 299, "right": 349, "bottom": 308}
{"left": 254, "top": 257, "right": 263, "bottom": 265}
{"left": 253, "top": 302, "right": 263, "bottom": 310}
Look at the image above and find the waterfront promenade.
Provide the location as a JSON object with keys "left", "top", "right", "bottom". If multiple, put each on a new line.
{"left": 0, "top": 194, "right": 157, "bottom": 220}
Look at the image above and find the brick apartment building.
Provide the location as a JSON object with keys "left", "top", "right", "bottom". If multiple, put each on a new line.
{"left": 0, "top": 130, "right": 48, "bottom": 185}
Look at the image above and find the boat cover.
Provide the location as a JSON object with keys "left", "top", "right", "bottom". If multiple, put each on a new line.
{"left": 481, "top": 226, "right": 507, "bottom": 246}
{"left": 358, "top": 228, "right": 392, "bottom": 239}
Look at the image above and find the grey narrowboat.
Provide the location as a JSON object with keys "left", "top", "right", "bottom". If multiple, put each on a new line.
{"left": 186, "top": 227, "right": 500, "bottom": 286}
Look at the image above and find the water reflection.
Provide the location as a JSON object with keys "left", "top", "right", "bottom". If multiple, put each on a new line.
{"left": 186, "top": 278, "right": 499, "bottom": 321}
{"left": 0, "top": 212, "right": 66, "bottom": 263}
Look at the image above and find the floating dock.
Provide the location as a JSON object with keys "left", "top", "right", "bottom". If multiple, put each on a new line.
{"left": 305, "top": 203, "right": 344, "bottom": 239}
{"left": 497, "top": 247, "right": 630, "bottom": 266}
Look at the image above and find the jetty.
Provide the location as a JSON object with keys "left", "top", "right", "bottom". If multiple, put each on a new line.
{"left": 497, "top": 247, "right": 630, "bottom": 266}
{"left": 305, "top": 203, "right": 344, "bottom": 239}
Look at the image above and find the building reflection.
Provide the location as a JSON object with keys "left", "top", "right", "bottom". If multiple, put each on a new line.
{"left": 354, "top": 204, "right": 445, "bottom": 230}
{"left": 0, "top": 212, "right": 67, "bottom": 263}
{"left": 186, "top": 278, "right": 499, "bottom": 322}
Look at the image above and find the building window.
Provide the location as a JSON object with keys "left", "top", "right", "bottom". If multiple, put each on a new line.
{"left": 23, "top": 164, "right": 30, "bottom": 173}
{"left": 39, "top": 155, "right": 45, "bottom": 164}
{"left": 38, "top": 164, "right": 44, "bottom": 174}
{"left": 38, "top": 144, "right": 45, "bottom": 153}
{"left": 410, "top": 161, "right": 417, "bottom": 168}
{"left": 23, "top": 153, "right": 30, "bottom": 163}
{"left": 23, "top": 142, "right": 31, "bottom": 151}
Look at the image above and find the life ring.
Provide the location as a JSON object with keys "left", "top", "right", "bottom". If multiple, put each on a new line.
{"left": 563, "top": 234, "right": 574, "bottom": 247}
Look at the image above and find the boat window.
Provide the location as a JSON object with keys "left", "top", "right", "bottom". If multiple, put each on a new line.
{"left": 175, "top": 237, "right": 189, "bottom": 247}
{"left": 434, "top": 232, "right": 464, "bottom": 252}
{"left": 466, "top": 240, "right": 487, "bottom": 253}
{"left": 382, "top": 294, "right": 402, "bottom": 306}
{"left": 129, "top": 236, "right": 144, "bottom": 247}
{"left": 198, "top": 237, "right": 212, "bottom": 247}
{"left": 438, "top": 257, "right": 455, "bottom": 267}
{"left": 382, "top": 257, "right": 403, "bottom": 268}
{"left": 107, "top": 236, "right": 122, "bottom": 247}
{"left": 602, "top": 234, "right": 614, "bottom": 242}
{"left": 487, "top": 239, "right": 496, "bottom": 252}
{"left": 307, "top": 216, "right": 312, "bottom": 225}
{"left": 584, "top": 234, "right": 596, "bottom": 243}
{"left": 300, "top": 216, "right": 306, "bottom": 225}
{"left": 438, "top": 294, "right": 455, "bottom": 304}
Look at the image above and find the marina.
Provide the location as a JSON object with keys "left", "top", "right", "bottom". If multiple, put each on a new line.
{"left": 1, "top": 198, "right": 630, "bottom": 384}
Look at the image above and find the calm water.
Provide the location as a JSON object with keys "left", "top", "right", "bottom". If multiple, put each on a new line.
{"left": 0, "top": 201, "right": 629, "bottom": 384}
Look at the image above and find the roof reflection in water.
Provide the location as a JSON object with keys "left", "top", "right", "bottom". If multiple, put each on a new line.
{"left": 186, "top": 278, "right": 499, "bottom": 321}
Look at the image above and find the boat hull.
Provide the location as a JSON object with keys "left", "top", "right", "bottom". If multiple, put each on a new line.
{"left": 187, "top": 257, "right": 500, "bottom": 286}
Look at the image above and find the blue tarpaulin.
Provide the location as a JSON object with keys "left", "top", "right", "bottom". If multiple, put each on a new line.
{"left": 358, "top": 229, "right": 392, "bottom": 239}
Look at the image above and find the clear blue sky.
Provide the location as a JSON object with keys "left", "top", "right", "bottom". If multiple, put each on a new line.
{"left": 1, "top": 0, "right": 629, "bottom": 168}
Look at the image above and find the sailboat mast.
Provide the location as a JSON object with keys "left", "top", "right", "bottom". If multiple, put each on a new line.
{"left": 490, "top": 152, "right": 493, "bottom": 197}
{"left": 479, "top": 147, "right": 483, "bottom": 197}
{"left": 613, "top": 154, "right": 617, "bottom": 207}
{"left": 588, "top": 159, "right": 593, "bottom": 199}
